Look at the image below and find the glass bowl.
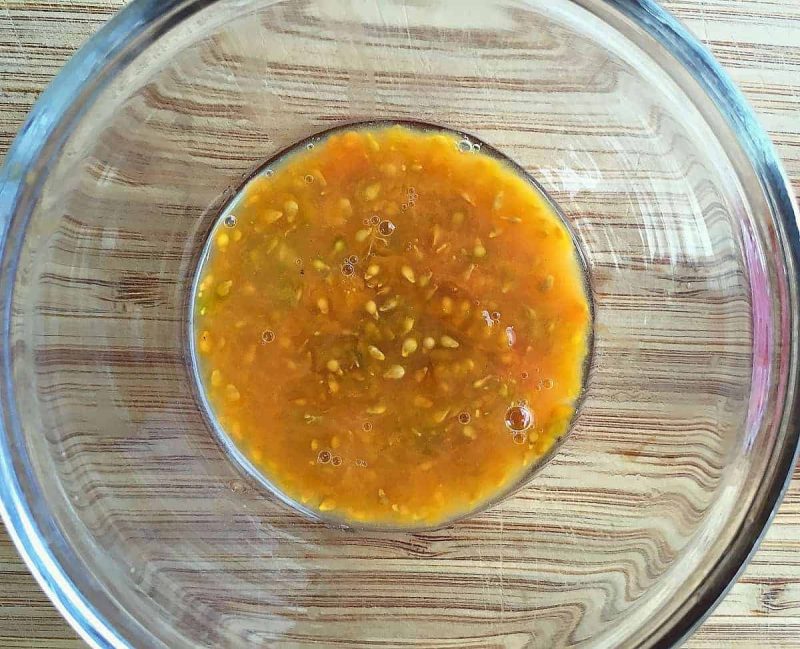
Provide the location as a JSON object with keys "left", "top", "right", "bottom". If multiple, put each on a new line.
{"left": 0, "top": 1, "right": 798, "bottom": 647}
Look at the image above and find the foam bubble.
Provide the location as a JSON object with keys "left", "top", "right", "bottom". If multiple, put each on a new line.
{"left": 378, "top": 220, "right": 396, "bottom": 236}
{"left": 505, "top": 405, "right": 533, "bottom": 432}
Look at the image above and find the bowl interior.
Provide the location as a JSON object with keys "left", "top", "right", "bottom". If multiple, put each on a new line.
{"left": 189, "top": 119, "right": 596, "bottom": 533}
{"left": 2, "top": 0, "right": 796, "bottom": 647}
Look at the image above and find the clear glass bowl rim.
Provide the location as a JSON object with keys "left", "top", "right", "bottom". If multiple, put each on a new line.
{"left": 0, "top": 1, "right": 798, "bottom": 647}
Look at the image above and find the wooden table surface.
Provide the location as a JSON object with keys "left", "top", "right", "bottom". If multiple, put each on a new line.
{"left": 1, "top": 0, "right": 799, "bottom": 647}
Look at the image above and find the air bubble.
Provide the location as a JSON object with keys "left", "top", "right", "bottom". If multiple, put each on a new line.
{"left": 458, "top": 412, "right": 471, "bottom": 425}
{"left": 362, "top": 422, "right": 373, "bottom": 432}
{"left": 304, "top": 174, "right": 314, "bottom": 183}
{"left": 458, "top": 138, "right": 472, "bottom": 153}
{"left": 400, "top": 203, "right": 408, "bottom": 211}
{"left": 378, "top": 220, "right": 396, "bottom": 236}
{"left": 261, "top": 329, "right": 276, "bottom": 344}
{"left": 317, "top": 450, "right": 331, "bottom": 464}
{"left": 341, "top": 263, "right": 355, "bottom": 277}
{"left": 521, "top": 371, "right": 529, "bottom": 380}
{"left": 355, "top": 458, "right": 368, "bottom": 467}
{"left": 472, "top": 142, "right": 481, "bottom": 152}
{"left": 491, "top": 311, "right": 501, "bottom": 321}
{"left": 295, "top": 258, "right": 303, "bottom": 266}
{"left": 331, "top": 455, "right": 342, "bottom": 466}
{"left": 223, "top": 215, "right": 237, "bottom": 228}
{"left": 505, "top": 405, "right": 533, "bottom": 432}
{"left": 363, "top": 218, "right": 370, "bottom": 225}
{"left": 512, "top": 432, "right": 527, "bottom": 445}
{"left": 348, "top": 255, "right": 359, "bottom": 265}
{"left": 265, "top": 169, "right": 274, "bottom": 177}
{"left": 306, "top": 142, "right": 315, "bottom": 150}
{"left": 369, "top": 215, "right": 380, "bottom": 225}
{"left": 543, "top": 378, "right": 554, "bottom": 389}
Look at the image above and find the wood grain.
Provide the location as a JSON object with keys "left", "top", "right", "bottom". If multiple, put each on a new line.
{"left": 0, "top": 0, "right": 799, "bottom": 647}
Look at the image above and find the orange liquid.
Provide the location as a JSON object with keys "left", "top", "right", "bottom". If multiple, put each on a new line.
{"left": 193, "top": 124, "right": 591, "bottom": 527}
